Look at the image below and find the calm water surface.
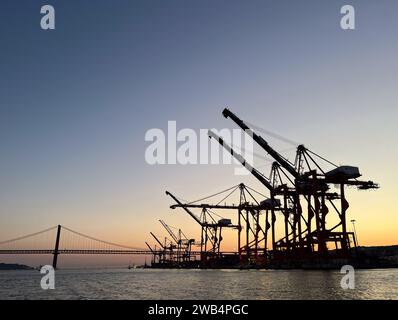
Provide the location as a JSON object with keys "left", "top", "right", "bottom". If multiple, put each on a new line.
{"left": 0, "top": 268, "right": 397, "bottom": 300}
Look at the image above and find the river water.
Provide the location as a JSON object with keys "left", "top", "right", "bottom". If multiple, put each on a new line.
{"left": 0, "top": 268, "right": 397, "bottom": 300}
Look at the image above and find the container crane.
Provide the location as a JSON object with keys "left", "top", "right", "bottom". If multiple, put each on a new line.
{"left": 166, "top": 191, "right": 233, "bottom": 264}
{"left": 159, "top": 220, "right": 195, "bottom": 263}
{"left": 208, "top": 130, "right": 290, "bottom": 255}
{"left": 221, "top": 108, "right": 378, "bottom": 259}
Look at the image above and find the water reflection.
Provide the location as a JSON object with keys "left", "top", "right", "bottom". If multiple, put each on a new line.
{"left": 0, "top": 268, "right": 397, "bottom": 300}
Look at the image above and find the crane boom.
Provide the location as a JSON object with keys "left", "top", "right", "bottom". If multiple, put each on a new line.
{"left": 171, "top": 203, "right": 263, "bottom": 210}
{"left": 165, "top": 191, "right": 203, "bottom": 226}
{"left": 208, "top": 130, "right": 274, "bottom": 191}
{"left": 159, "top": 220, "right": 179, "bottom": 243}
{"left": 145, "top": 241, "right": 155, "bottom": 254}
{"left": 150, "top": 232, "right": 165, "bottom": 249}
{"left": 222, "top": 108, "right": 299, "bottom": 179}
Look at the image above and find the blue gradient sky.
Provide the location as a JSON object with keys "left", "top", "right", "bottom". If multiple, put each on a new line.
{"left": 1, "top": 1, "right": 397, "bottom": 265}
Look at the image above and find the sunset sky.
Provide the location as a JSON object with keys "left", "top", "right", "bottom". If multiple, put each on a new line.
{"left": 0, "top": 0, "right": 397, "bottom": 266}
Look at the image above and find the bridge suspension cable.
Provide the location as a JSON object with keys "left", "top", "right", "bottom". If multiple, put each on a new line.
{"left": 60, "top": 226, "right": 145, "bottom": 251}
{"left": 0, "top": 226, "right": 57, "bottom": 245}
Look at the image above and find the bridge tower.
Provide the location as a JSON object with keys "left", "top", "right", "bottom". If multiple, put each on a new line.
{"left": 52, "top": 225, "right": 61, "bottom": 269}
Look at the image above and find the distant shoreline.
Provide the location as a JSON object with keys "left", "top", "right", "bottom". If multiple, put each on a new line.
{"left": 0, "top": 263, "right": 34, "bottom": 270}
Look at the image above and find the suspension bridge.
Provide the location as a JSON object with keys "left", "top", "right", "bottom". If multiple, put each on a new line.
{"left": 0, "top": 225, "right": 201, "bottom": 268}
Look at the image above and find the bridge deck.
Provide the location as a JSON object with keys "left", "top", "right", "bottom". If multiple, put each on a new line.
{"left": 0, "top": 250, "right": 237, "bottom": 255}
{"left": 0, "top": 249, "right": 180, "bottom": 255}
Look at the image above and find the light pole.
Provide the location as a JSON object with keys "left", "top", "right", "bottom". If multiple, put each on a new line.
{"left": 350, "top": 219, "right": 359, "bottom": 247}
